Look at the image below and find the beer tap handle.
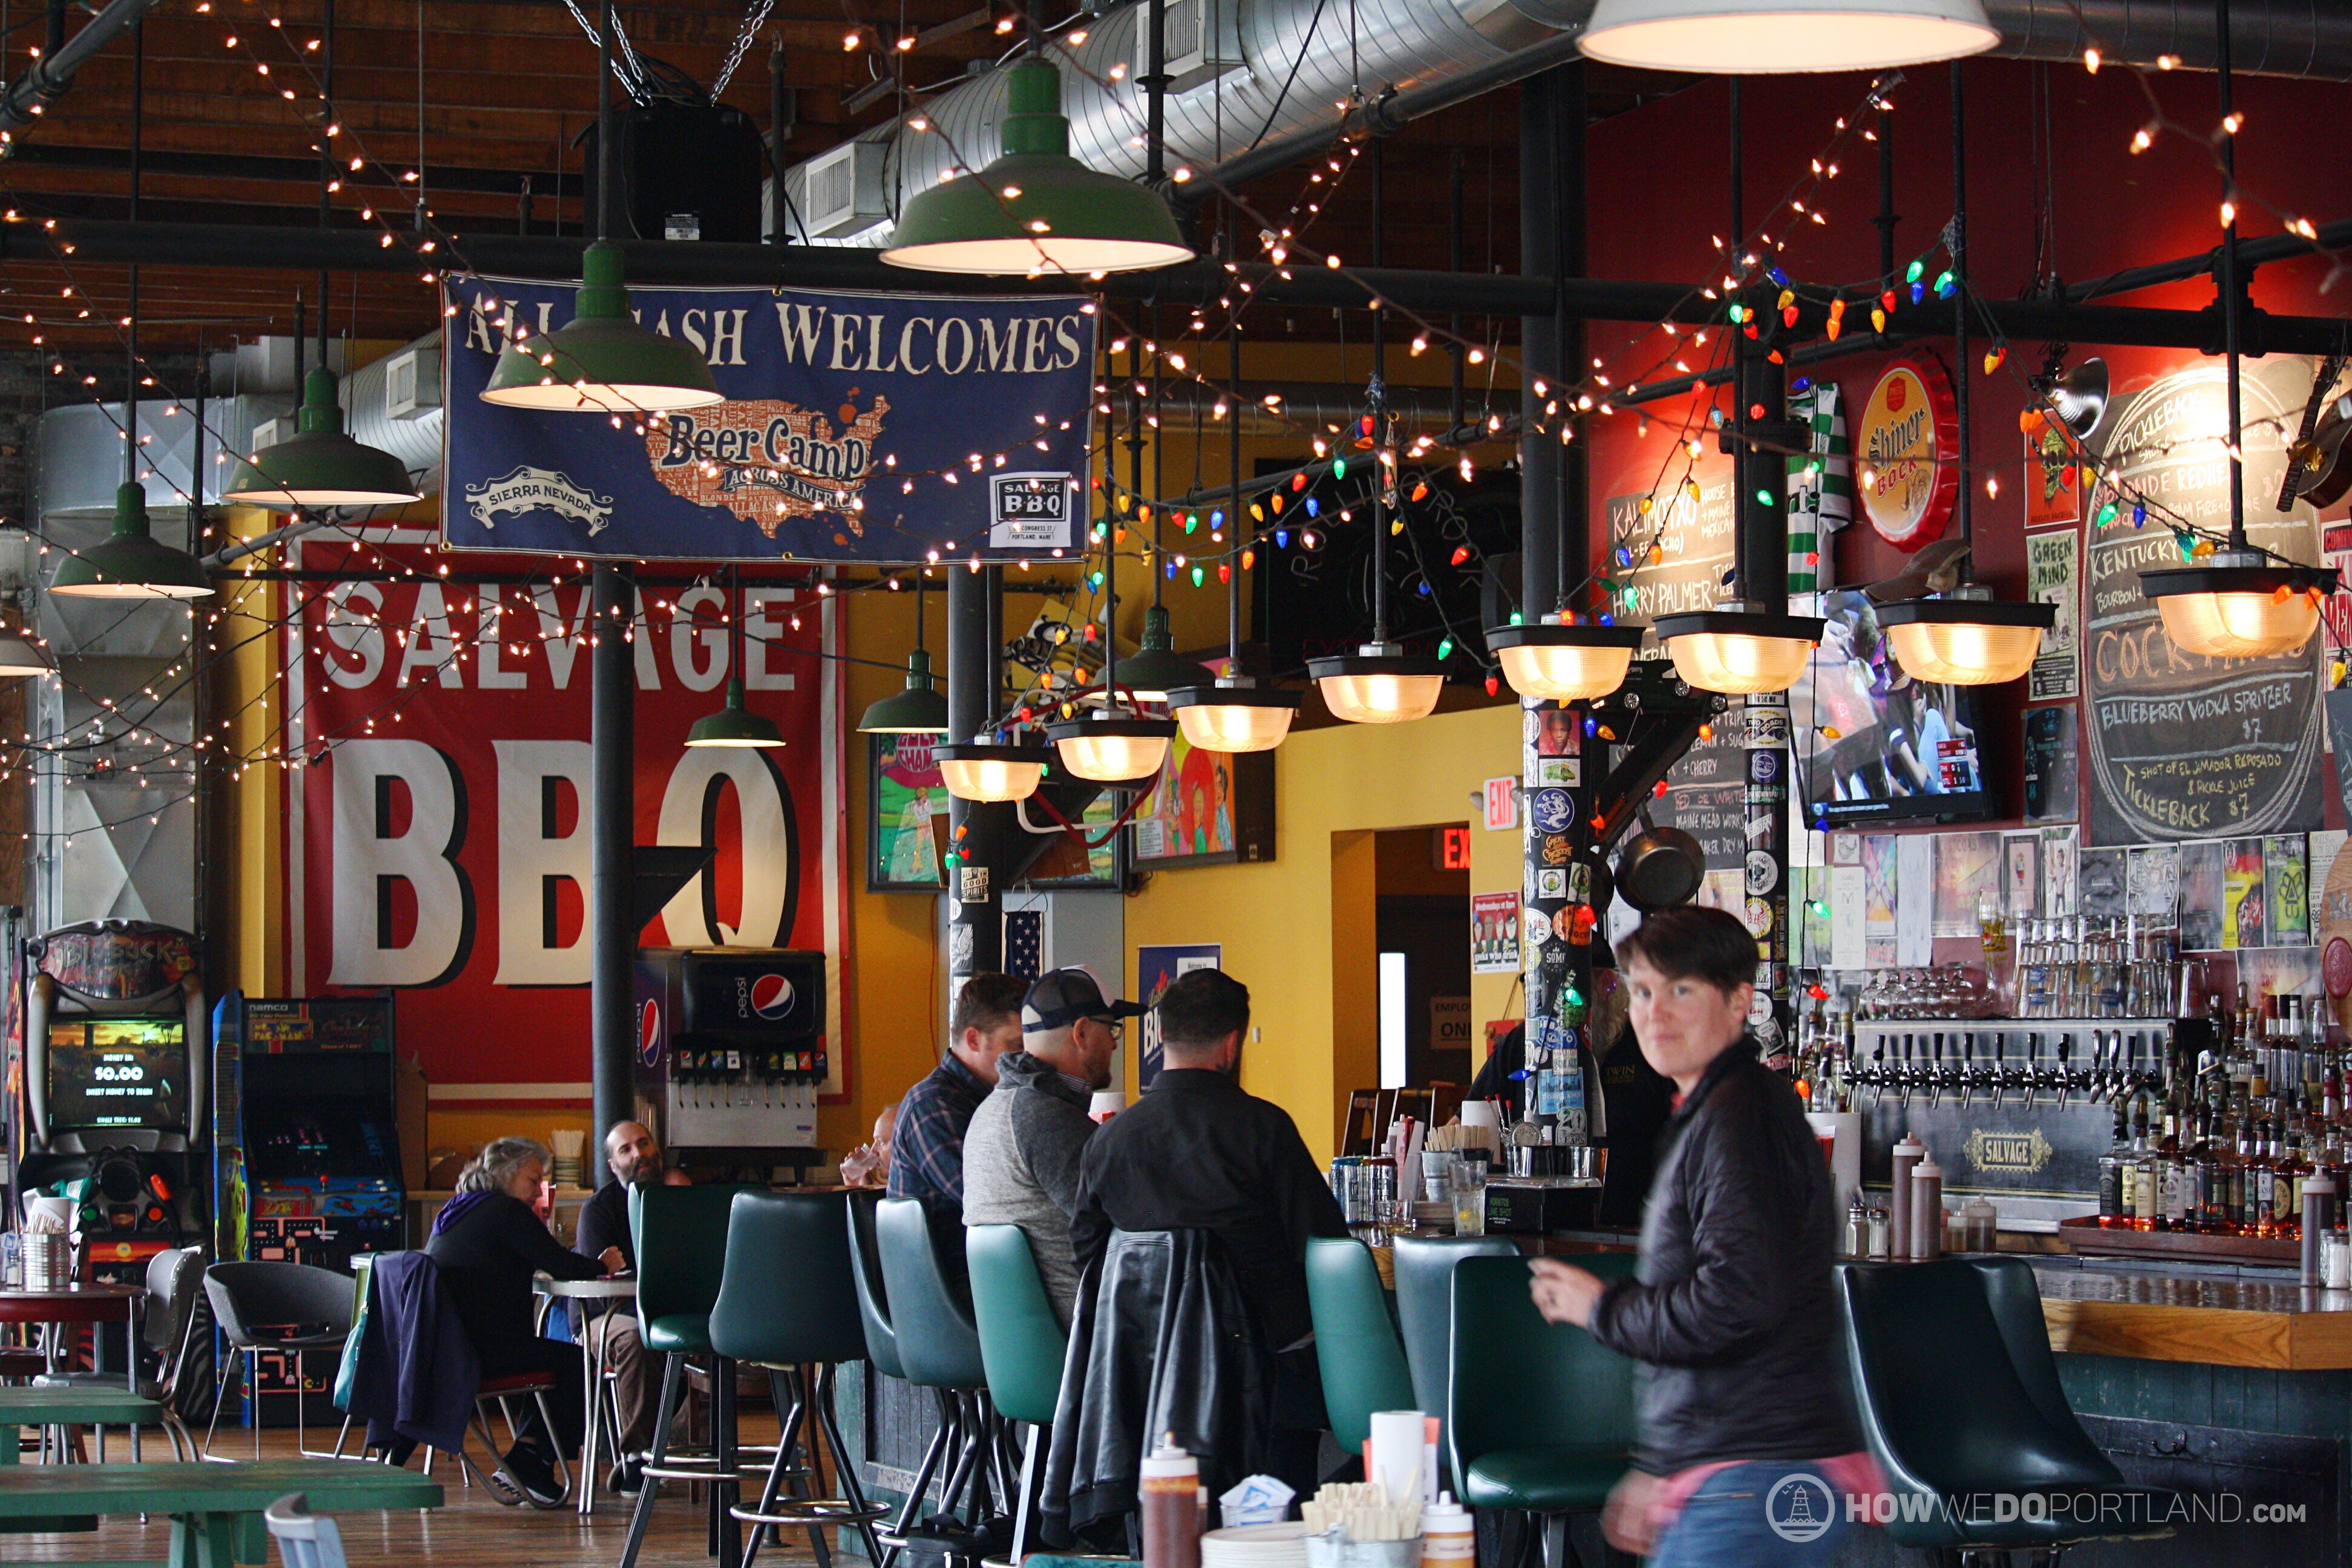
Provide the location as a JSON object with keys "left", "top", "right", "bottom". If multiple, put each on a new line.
{"left": 2057, "top": 1033, "right": 2074, "bottom": 1108}
{"left": 1960, "top": 1032, "right": 1976, "bottom": 1108}
{"left": 1991, "top": 1030, "right": 2007, "bottom": 1108}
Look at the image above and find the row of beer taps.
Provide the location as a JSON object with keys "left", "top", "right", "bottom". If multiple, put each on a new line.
{"left": 1846, "top": 1025, "right": 2170, "bottom": 1110}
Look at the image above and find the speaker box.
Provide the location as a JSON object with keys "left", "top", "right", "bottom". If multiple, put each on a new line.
{"left": 584, "top": 102, "right": 766, "bottom": 244}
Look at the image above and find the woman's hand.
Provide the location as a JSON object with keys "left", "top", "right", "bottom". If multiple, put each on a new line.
{"left": 1527, "top": 1258, "right": 1607, "bottom": 1327}
{"left": 1600, "top": 1469, "right": 1661, "bottom": 1556}
{"left": 599, "top": 1246, "right": 627, "bottom": 1275}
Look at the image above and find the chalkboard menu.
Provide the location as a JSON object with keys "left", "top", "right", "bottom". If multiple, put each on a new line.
{"left": 2083, "top": 359, "right": 2327, "bottom": 845}
{"left": 1606, "top": 461, "right": 1744, "bottom": 870}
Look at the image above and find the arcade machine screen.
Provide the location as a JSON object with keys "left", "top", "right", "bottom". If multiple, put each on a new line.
{"left": 48, "top": 1019, "right": 186, "bottom": 1130}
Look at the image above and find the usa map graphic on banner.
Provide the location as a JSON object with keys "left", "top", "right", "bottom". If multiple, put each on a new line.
{"left": 441, "top": 277, "right": 1097, "bottom": 564}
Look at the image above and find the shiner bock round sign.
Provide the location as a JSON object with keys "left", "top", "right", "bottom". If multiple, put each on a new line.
{"left": 1857, "top": 353, "right": 1959, "bottom": 552}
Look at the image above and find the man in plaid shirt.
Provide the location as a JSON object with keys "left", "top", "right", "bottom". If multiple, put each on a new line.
{"left": 889, "top": 972, "right": 1028, "bottom": 1212}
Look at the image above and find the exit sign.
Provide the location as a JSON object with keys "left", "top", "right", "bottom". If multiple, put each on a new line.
{"left": 1436, "top": 825, "right": 1473, "bottom": 871}
{"left": 1483, "top": 777, "right": 1518, "bottom": 831}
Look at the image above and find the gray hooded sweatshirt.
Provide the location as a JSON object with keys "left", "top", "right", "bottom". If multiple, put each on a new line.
{"left": 962, "top": 1049, "right": 1097, "bottom": 1324}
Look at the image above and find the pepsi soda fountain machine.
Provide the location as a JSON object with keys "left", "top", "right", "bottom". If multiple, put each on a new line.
{"left": 632, "top": 948, "right": 826, "bottom": 1169}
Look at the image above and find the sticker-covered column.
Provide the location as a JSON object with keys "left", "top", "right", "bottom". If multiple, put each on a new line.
{"left": 1745, "top": 694, "right": 1793, "bottom": 1059}
{"left": 1521, "top": 699, "right": 1596, "bottom": 1145}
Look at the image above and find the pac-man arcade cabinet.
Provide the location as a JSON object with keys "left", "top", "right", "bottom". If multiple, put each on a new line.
{"left": 632, "top": 948, "right": 825, "bottom": 1170}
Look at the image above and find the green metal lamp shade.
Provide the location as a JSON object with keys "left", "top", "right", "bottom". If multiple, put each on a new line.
{"left": 1114, "top": 605, "right": 1217, "bottom": 701}
{"left": 223, "top": 368, "right": 422, "bottom": 508}
{"left": 685, "top": 677, "right": 786, "bottom": 748}
{"left": 50, "top": 483, "right": 214, "bottom": 600}
{"left": 881, "top": 59, "right": 1194, "bottom": 276}
{"left": 858, "top": 647, "right": 951, "bottom": 733}
{"left": 0, "top": 627, "right": 52, "bottom": 677}
{"left": 481, "top": 242, "right": 727, "bottom": 413}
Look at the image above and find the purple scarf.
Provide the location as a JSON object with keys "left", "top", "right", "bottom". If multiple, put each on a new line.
{"left": 430, "top": 1189, "right": 494, "bottom": 1238}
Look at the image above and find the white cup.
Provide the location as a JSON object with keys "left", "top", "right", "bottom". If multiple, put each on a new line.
{"left": 1088, "top": 1090, "right": 1125, "bottom": 1123}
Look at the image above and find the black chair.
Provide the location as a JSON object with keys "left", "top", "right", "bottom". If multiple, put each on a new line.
{"left": 36, "top": 1244, "right": 204, "bottom": 1461}
{"left": 1838, "top": 1257, "right": 2181, "bottom": 1561}
{"left": 1390, "top": 1234, "right": 1516, "bottom": 1483}
{"left": 202, "top": 1261, "right": 355, "bottom": 1459}
{"left": 714, "top": 1191, "right": 888, "bottom": 1568}
{"left": 874, "top": 1197, "right": 1003, "bottom": 1556}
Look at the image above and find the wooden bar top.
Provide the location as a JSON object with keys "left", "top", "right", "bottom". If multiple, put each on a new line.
{"left": 2033, "top": 1263, "right": 2352, "bottom": 1370}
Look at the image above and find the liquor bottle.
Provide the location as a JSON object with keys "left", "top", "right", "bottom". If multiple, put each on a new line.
{"left": 2184, "top": 1099, "right": 2215, "bottom": 1233}
{"left": 2279, "top": 1119, "right": 2311, "bottom": 1239}
{"left": 2160, "top": 1102, "right": 2187, "bottom": 1232}
{"left": 2131, "top": 1096, "right": 2160, "bottom": 1232}
{"left": 2218, "top": 1097, "right": 2247, "bottom": 1233}
{"left": 2099, "top": 1106, "right": 2131, "bottom": 1227}
{"left": 2252, "top": 1107, "right": 2279, "bottom": 1239}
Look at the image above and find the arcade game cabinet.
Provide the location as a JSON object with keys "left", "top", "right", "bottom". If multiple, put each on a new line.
{"left": 633, "top": 947, "right": 826, "bottom": 1171}
{"left": 20, "top": 921, "right": 208, "bottom": 1280}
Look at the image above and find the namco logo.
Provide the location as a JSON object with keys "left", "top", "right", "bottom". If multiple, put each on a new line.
{"left": 1886, "top": 375, "right": 1909, "bottom": 413}
{"left": 639, "top": 999, "right": 664, "bottom": 1067}
{"left": 750, "top": 974, "right": 797, "bottom": 1022}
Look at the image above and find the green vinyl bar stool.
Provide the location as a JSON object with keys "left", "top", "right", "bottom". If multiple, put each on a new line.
{"left": 1838, "top": 1257, "right": 2181, "bottom": 1559}
{"left": 875, "top": 1198, "right": 1002, "bottom": 1553}
{"left": 1447, "top": 1253, "right": 1638, "bottom": 1568}
{"left": 967, "top": 1224, "right": 1068, "bottom": 1567}
{"left": 1391, "top": 1235, "right": 1517, "bottom": 1480}
{"left": 619, "top": 1183, "right": 768, "bottom": 1568}
{"left": 1302, "top": 1238, "right": 1415, "bottom": 1454}
{"left": 846, "top": 1192, "right": 950, "bottom": 1568}
{"left": 713, "top": 1191, "right": 887, "bottom": 1568}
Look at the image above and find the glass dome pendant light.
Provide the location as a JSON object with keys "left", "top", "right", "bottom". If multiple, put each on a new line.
{"left": 1878, "top": 64, "right": 2052, "bottom": 686}
{"left": 684, "top": 567, "right": 785, "bottom": 747}
{"left": 479, "top": 0, "right": 722, "bottom": 413}
{"left": 2138, "top": 11, "right": 2336, "bottom": 658}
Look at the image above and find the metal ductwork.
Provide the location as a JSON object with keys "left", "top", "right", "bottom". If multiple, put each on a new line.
{"left": 0, "top": 0, "right": 169, "bottom": 132}
{"left": 779, "top": 0, "right": 2352, "bottom": 252}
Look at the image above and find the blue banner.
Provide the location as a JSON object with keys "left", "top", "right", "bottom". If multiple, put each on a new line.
{"left": 441, "top": 276, "right": 1098, "bottom": 563}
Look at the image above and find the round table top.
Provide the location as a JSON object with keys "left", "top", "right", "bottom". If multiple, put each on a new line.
{"left": 533, "top": 1274, "right": 635, "bottom": 1298}
{"left": 0, "top": 1282, "right": 142, "bottom": 1322}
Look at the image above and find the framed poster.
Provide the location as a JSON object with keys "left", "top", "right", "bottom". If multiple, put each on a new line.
{"left": 1136, "top": 943, "right": 1223, "bottom": 1090}
{"left": 1132, "top": 737, "right": 1275, "bottom": 868}
{"left": 869, "top": 733, "right": 949, "bottom": 892}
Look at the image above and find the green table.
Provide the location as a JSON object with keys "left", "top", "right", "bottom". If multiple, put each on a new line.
{"left": 0, "top": 1459, "right": 439, "bottom": 1568}
{"left": 0, "top": 1386, "right": 161, "bottom": 1466}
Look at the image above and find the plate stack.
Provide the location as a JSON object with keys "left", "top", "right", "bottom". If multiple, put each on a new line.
{"left": 1203, "top": 1523, "right": 1314, "bottom": 1568}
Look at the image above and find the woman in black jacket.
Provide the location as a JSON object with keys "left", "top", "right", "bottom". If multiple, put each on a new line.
{"left": 425, "top": 1136, "right": 621, "bottom": 1508}
{"left": 1527, "top": 906, "right": 1867, "bottom": 1566}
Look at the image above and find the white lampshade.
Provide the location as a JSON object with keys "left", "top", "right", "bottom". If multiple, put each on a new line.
{"left": 1486, "top": 622, "right": 1643, "bottom": 702}
{"left": 2141, "top": 559, "right": 2334, "bottom": 660}
{"left": 1579, "top": 0, "right": 1998, "bottom": 73}
{"left": 1307, "top": 645, "right": 1445, "bottom": 725}
{"left": 933, "top": 742, "right": 1048, "bottom": 803}
{"left": 1166, "top": 679, "right": 1304, "bottom": 753}
{"left": 0, "top": 628, "right": 53, "bottom": 678}
{"left": 1652, "top": 609, "right": 1824, "bottom": 696}
{"left": 1877, "top": 596, "right": 2054, "bottom": 685}
{"left": 1045, "top": 715, "right": 1175, "bottom": 785}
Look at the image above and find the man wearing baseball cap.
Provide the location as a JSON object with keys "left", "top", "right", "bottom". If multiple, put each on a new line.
{"left": 963, "top": 969, "right": 1140, "bottom": 1324}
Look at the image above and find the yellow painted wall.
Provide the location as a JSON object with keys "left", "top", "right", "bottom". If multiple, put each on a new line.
{"left": 1122, "top": 702, "right": 1524, "bottom": 1163}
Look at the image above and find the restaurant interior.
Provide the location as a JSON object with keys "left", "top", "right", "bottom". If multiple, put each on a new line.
{"left": 0, "top": 0, "right": 2345, "bottom": 1564}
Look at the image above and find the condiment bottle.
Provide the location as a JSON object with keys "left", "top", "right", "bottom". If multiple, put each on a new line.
{"left": 1890, "top": 1133, "right": 1926, "bottom": 1261}
{"left": 1961, "top": 1197, "right": 1997, "bottom": 1253}
{"left": 1140, "top": 1436, "right": 1201, "bottom": 1568}
{"left": 1910, "top": 1154, "right": 1943, "bottom": 1262}
{"left": 1422, "top": 1493, "right": 1475, "bottom": 1567}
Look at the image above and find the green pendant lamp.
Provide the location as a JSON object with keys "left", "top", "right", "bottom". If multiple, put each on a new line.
{"left": 0, "top": 622, "right": 53, "bottom": 677}
{"left": 52, "top": 483, "right": 213, "bottom": 600}
{"left": 881, "top": 56, "right": 1193, "bottom": 275}
{"left": 687, "top": 570, "right": 784, "bottom": 747}
{"left": 224, "top": 367, "right": 422, "bottom": 508}
{"left": 860, "top": 578, "right": 950, "bottom": 733}
{"left": 480, "top": 0, "right": 723, "bottom": 413}
{"left": 1117, "top": 605, "right": 1216, "bottom": 702}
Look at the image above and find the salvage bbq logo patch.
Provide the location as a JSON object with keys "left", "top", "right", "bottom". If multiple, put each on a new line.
{"left": 645, "top": 396, "right": 890, "bottom": 538}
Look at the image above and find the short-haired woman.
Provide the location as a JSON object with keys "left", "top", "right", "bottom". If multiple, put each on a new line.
{"left": 426, "top": 1135, "right": 622, "bottom": 1508}
{"left": 1527, "top": 905, "right": 1870, "bottom": 1566}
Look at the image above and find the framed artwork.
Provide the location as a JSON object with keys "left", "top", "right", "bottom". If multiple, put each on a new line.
{"left": 1131, "top": 736, "right": 1276, "bottom": 868}
{"left": 1017, "top": 789, "right": 1126, "bottom": 889}
{"left": 869, "top": 733, "right": 949, "bottom": 891}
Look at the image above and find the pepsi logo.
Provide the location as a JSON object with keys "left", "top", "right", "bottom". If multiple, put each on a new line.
{"left": 639, "top": 999, "right": 664, "bottom": 1067}
{"left": 750, "top": 974, "right": 796, "bottom": 1021}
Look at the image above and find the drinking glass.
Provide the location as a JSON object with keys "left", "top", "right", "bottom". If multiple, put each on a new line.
{"left": 1451, "top": 1159, "right": 1488, "bottom": 1236}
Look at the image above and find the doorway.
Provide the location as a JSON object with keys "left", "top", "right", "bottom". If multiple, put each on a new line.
{"left": 1373, "top": 826, "right": 1474, "bottom": 1088}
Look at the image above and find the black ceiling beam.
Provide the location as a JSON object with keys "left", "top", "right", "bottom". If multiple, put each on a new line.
{"left": 16, "top": 217, "right": 2352, "bottom": 356}
{"left": 4, "top": 142, "right": 573, "bottom": 200}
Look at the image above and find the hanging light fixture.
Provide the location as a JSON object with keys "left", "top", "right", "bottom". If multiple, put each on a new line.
{"left": 685, "top": 569, "right": 784, "bottom": 747}
{"left": 1651, "top": 606, "right": 1821, "bottom": 694}
{"left": 0, "top": 624, "right": 53, "bottom": 678}
{"left": 1879, "top": 64, "right": 2054, "bottom": 687}
{"left": 2139, "top": 11, "right": 2338, "bottom": 658}
{"left": 1118, "top": 605, "right": 1216, "bottom": 702}
{"left": 860, "top": 577, "right": 950, "bottom": 733}
{"left": 934, "top": 738, "right": 1049, "bottom": 803}
{"left": 881, "top": 56, "right": 1192, "bottom": 275}
{"left": 1486, "top": 619, "right": 1644, "bottom": 702}
{"left": 1579, "top": 0, "right": 1997, "bottom": 74}
{"left": 224, "top": 367, "right": 422, "bottom": 508}
{"left": 1047, "top": 442, "right": 1175, "bottom": 782}
{"left": 480, "top": 0, "right": 722, "bottom": 413}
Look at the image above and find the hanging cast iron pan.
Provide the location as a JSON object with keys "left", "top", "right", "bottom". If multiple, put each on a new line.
{"left": 1617, "top": 817, "right": 1706, "bottom": 912}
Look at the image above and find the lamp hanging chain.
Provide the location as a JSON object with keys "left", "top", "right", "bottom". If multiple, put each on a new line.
{"left": 711, "top": 0, "right": 777, "bottom": 98}
{"left": 1951, "top": 60, "right": 1970, "bottom": 555}
{"left": 320, "top": 0, "right": 333, "bottom": 377}
{"left": 124, "top": 16, "right": 141, "bottom": 491}
{"left": 1369, "top": 143, "right": 1388, "bottom": 645}
{"left": 1727, "top": 77, "right": 1746, "bottom": 605}
{"left": 596, "top": 0, "right": 615, "bottom": 243}
{"left": 2218, "top": 0, "right": 2247, "bottom": 554}
{"left": 1229, "top": 230, "right": 1244, "bottom": 670}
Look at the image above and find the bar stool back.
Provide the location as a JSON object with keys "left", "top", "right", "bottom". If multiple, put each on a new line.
{"left": 844, "top": 1190, "right": 907, "bottom": 1380}
{"left": 713, "top": 1191, "right": 887, "bottom": 1568}
{"left": 1302, "top": 1238, "right": 1414, "bottom": 1452}
{"left": 967, "top": 1224, "right": 1068, "bottom": 1565}
{"left": 1446, "top": 1253, "right": 1636, "bottom": 1568}
{"left": 617, "top": 1183, "right": 766, "bottom": 1568}
{"left": 875, "top": 1198, "right": 1000, "bottom": 1552}
{"left": 1391, "top": 1235, "right": 1516, "bottom": 1475}
{"left": 1838, "top": 1257, "right": 2180, "bottom": 1553}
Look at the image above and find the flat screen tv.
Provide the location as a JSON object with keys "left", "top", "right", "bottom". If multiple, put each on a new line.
{"left": 1790, "top": 589, "right": 1993, "bottom": 827}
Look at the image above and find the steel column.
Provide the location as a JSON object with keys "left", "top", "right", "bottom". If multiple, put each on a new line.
{"left": 590, "top": 564, "right": 635, "bottom": 1171}
{"left": 946, "top": 564, "right": 1006, "bottom": 987}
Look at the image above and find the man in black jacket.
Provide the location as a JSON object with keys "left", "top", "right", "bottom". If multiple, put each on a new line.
{"left": 1526, "top": 906, "right": 1864, "bottom": 1567}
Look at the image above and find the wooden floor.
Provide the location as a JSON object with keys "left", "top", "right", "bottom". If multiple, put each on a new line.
{"left": 3, "top": 1418, "right": 851, "bottom": 1568}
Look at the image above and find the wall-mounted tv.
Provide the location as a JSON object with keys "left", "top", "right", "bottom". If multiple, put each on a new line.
{"left": 1790, "top": 589, "right": 1993, "bottom": 827}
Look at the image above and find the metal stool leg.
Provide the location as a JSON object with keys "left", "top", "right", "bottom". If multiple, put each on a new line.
{"left": 814, "top": 1365, "right": 890, "bottom": 1568}
{"left": 619, "top": 1353, "right": 688, "bottom": 1568}
{"left": 250, "top": 1351, "right": 262, "bottom": 1462}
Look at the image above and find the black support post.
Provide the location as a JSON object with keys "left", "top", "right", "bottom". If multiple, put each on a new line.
{"left": 946, "top": 564, "right": 1007, "bottom": 988}
{"left": 590, "top": 564, "right": 635, "bottom": 1171}
{"left": 1518, "top": 69, "right": 1561, "bottom": 619}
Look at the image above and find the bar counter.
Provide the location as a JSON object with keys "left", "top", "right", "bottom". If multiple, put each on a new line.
{"left": 2033, "top": 1257, "right": 2352, "bottom": 1370}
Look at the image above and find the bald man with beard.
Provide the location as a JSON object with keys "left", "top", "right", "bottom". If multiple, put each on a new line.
{"left": 573, "top": 1121, "right": 688, "bottom": 1493}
